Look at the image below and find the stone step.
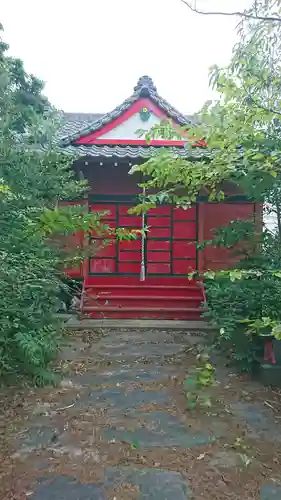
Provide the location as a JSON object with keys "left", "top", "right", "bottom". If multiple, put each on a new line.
{"left": 30, "top": 468, "right": 192, "bottom": 499}
{"left": 81, "top": 306, "right": 206, "bottom": 320}
{"left": 75, "top": 387, "right": 172, "bottom": 411}
{"left": 70, "top": 365, "right": 175, "bottom": 387}
{"left": 103, "top": 410, "right": 217, "bottom": 448}
{"left": 65, "top": 317, "right": 212, "bottom": 332}
{"left": 260, "top": 483, "right": 281, "bottom": 499}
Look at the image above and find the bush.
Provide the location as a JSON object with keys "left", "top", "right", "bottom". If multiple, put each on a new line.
{"left": 0, "top": 27, "right": 97, "bottom": 384}
{"left": 204, "top": 246, "right": 281, "bottom": 371}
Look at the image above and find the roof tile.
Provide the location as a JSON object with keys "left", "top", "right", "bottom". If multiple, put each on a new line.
{"left": 60, "top": 76, "right": 193, "bottom": 146}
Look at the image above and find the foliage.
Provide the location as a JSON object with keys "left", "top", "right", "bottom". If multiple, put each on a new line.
{"left": 202, "top": 222, "right": 281, "bottom": 370}
{"left": 184, "top": 351, "right": 215, "bottom": 409}
{"left": 0, "top": 24, "right": 146, "bottom": 384}
{"left": 241, "top": 317, "right": 281, "bottom": 340}
{"left": 130, "top": 1, "right": 281, "bottom": 210}
{"left": 0, "top": 26, "right": 116, "bottom": 384}
{"left": 0, "top": 21, "right": 49, "bottom": 135}
{"left": 130, "top": 0, "right": 281, "bottom": 372}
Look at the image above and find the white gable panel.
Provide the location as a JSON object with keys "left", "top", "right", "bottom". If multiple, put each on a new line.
{"left": 99, "top": 111, "right": 163, "bottom": 140}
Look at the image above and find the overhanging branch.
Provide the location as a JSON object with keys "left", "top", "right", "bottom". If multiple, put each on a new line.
{"left": 180, "top": 0, "right": 281, "bottom": 22}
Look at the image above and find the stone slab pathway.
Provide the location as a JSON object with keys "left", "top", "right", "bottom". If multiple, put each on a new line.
{"left": 1, "top": 328, "right": 281, "bottom": 499}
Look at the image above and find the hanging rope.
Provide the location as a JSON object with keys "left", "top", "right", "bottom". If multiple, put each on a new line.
{"left": 140, "top": 186, "right": 146, "bottom": 281}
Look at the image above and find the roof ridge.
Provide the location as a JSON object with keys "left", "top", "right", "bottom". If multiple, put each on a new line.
{"left": 60, "top": 76, "right": 192, "bottom": 146}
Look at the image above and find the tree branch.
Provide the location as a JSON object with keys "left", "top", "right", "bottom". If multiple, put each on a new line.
{"left": 242, "top": 86, "right": 281, "bottom": 117}
{"left": 180, "top": 0, "right": 281, "bottom": 22}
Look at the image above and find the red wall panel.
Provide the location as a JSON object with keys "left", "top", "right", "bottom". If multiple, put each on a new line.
{"left": 119, "top": 250, "right": 141, "bottom": 261}
{"left": 173, "top": 206, "right": 196, "bottom": 220}
{"left": 173, "top": 260, "right": 196, "bottom": 274}
{"left": 90, "top": 258, "right": 116, "bottom": 273}
{"left": 118, "top": 262, "right": 140, "bottom": 273}
{"left": 201, "top": 202, "right": 260, "bottom": 271}
{"left": 148, "top": 227, "right": 171, "bottom": 238}
{"left": 148, "top": 252, "right": 171, "bottom": 263}
{"left": 119, "top": 240, "right": 141, "bottom": 251}
{"left": 94, "top": 241, "right": 116, "bottom": 257}
{"left": 149, "top": 206, "right": 171, "bottom": 216}
{"left": 147, "top": 262, "right": 171, "bottom": 274}
{"left": 173, "top": 241, "right": 196, "bottom": 259}
{"left": 90, "top": 204, "right": 116, "bottom": 219}
{"left": 147, "top": 216, "right": 171, "bottom": 227}
{"left": 173, "top": 221, "right": 196, "bottom": 239}
{"left": 60, "top": 200, "right": 87, "bottom": 279}
{"left": 119, "top": 216, "right": 142, "bottom": 227}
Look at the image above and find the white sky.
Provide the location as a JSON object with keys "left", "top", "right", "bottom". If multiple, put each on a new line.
{"left": 1, "top": 0, "right": 250, "bottom": 114}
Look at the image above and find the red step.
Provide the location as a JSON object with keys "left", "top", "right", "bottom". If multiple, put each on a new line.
{"left": 84, "top": 284, "right": 203, "bottom": 298}
{"left": 81, "top": 276, "right": 206, "bottom": 320}
{"left": 83, "top": 295, "right": 202, "bottom": 309}
{"left": 81, "top": 291, "right": 205, "bottom": 320}
{"left": 84, "top": 276, "right": 196, "bottom": 286}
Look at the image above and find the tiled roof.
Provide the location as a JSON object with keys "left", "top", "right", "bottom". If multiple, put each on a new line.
{"left": 57, "top": 112, "right": 104, "bottom": 141}
{"left": 56, "top": 77, "right": 203, "bottom": 159}
{"left": 57, "top": 143, "right": 206, "bottom": 159}
{"left": 60, "top": 76, "right": 194, "bottom": 146}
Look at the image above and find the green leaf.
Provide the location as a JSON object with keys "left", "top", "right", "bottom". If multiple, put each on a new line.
{"left": 187, "top": 400, "right": 197, "bottom": 410}
{"left": 272, "top": 324, "right": 281, "bottom": 340}
{"left": 131, "top": 439, "right": 141, "bottom": 449}
{"left": 272, "top": 271, "right": 281, "bottom": 279}
{"left": 184, "top": 377, "right": 196, "bottom": 388}
{"left": 204, "top": 271, "right": 215, "bottom": 280}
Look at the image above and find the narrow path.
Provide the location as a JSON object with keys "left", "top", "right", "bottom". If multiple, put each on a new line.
{"left": 1, "top": 328, "right": 281, "bottom": 499}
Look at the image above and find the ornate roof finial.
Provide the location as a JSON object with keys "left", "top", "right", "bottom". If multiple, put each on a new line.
{"left": 134, "top": 75, "right": 157, "bottom": 95}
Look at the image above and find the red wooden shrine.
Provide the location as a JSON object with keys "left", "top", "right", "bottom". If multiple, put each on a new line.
{"left": 59, "top": 76, "right": 260, "bottom": 320}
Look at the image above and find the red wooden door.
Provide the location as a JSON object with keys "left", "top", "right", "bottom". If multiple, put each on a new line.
{"left": 88, "top": 201, "right": 197, "bottom": 276}
{"left": 147, "top": 205, "right": 197, "bottom": 275}
{"left": 89, "top": 201, "right": 142, "bottom": 275}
